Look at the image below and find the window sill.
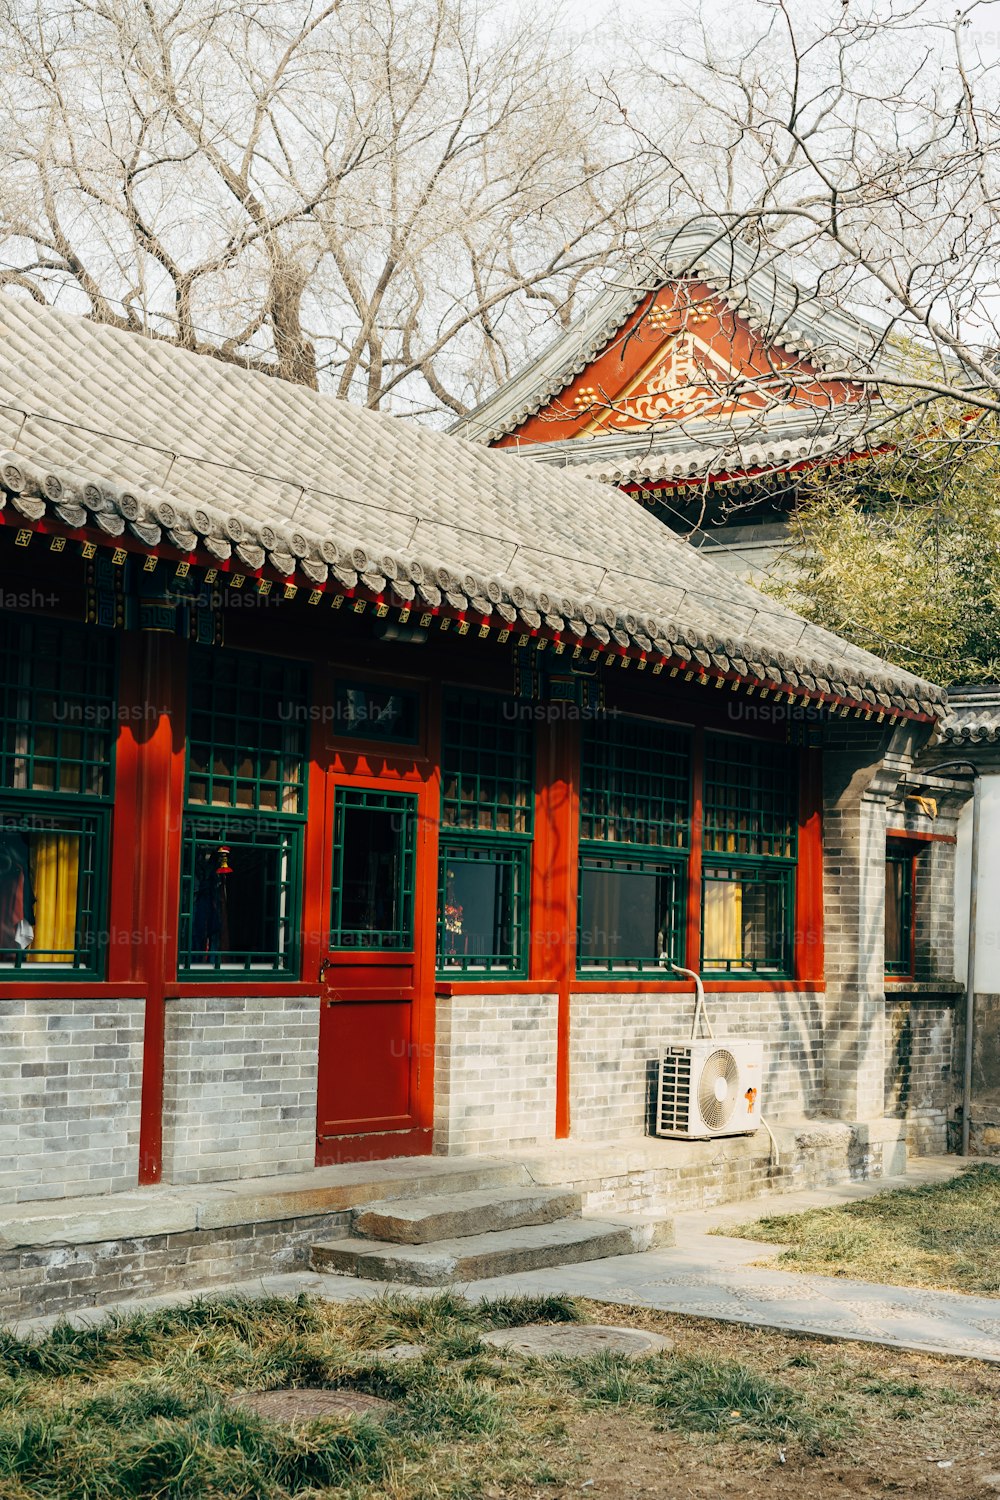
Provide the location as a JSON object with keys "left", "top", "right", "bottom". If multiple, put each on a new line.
{"left": 435, "top": 979, "right": 554, "bottom": 995}
{"left": 572, "top": 978, "right": 822, "bottom": 994}
{"left": 884, "top": 979, "right": 965, "bottom": 998}
{"left": 0, "top": 981, "right": 146, "bottom": 998}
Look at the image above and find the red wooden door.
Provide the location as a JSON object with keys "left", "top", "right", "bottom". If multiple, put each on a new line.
{"left": 314, "top": 676, "right": 437, "bottom": 1163}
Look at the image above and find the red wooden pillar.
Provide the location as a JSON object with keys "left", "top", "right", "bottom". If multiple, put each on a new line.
{"left": 795, "top": 745, "right": 825, "bottom": 985}
{"left": 129, "top": 632, "right": 187, "bottom": 1186}
{"left": 531, "top": 715, "right": 580, "bottom": 1139}
{"left": 684, "top": 726, "right": 705, "bottom": 973}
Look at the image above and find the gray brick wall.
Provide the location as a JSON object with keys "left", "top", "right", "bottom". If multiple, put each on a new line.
{"left": 434, "top": 993, "right": 557, "bottom": 1154}
{"left": 885, "top": 996, "right": 958, "bottom": 1153}
{"left": 569, "top": 990, "right": 823, "bottom": 1141}
{"left": 0, "top": 998, "right": 144, "bottom": 1205}
{"left": 161, "top": 995, "right": 320, "bottom": 1184}
{"left": 821, "top": 722, "right": 911, "bottom": 1121}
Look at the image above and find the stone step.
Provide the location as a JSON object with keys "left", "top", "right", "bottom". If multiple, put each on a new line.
{"left": 351, "top": 1187, "right": 582, "bottom": 1244}
{"left": 310, "top": 1215, "right": 667, "bottom": 1286}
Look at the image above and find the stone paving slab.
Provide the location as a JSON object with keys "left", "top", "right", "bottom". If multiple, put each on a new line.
{"left": 9, "top": 1157, "right": 995, "bottom": 1365}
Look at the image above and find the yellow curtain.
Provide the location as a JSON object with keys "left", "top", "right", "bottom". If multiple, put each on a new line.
{"left": 27, "top": 834, "right": 79, "bottom": 962}
{"left": 703, "top": 880, "right": 743, "bottom": 966}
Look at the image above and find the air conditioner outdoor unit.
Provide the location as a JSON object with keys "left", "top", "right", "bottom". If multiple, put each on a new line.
{"left": 654, "top": 1039, "right": 764, "bottom": 1139}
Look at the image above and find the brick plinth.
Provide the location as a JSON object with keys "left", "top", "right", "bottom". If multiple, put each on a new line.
{"left": 0, "top": 998, "right": 144, "bottom": 1206}
{"left": 161, "top": 995, "right": 320, "bottom": 1184}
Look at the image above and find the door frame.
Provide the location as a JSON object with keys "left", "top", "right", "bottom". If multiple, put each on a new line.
{"left": 312, "top": 665, "right": 440, "bottom": 1163}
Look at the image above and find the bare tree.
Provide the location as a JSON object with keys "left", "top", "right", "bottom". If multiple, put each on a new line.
{"left": 0, "top": 0, "right": 657, "bottom": 415}
{"left": 603, "top": 0, "right": 1000, "bottom": 434}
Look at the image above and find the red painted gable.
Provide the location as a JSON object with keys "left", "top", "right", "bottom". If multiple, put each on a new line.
{"left": 494, "top": 279, "right": 862, "bottom": 449}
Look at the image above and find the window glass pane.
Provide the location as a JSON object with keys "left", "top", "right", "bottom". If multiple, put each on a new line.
{"left": 702, "top": 865, "right": 791, "bottom": 974}
{"left": 0, "top": 812, "right": 102, "bottom": 971}
{"left": 185, "top": 646, "right": 308, "bottom": 814}
{"left": 581, "top": 717, "right": 690, "bottom": 849}
{"left": 333, "top": 682, "right": 419, "bottom": 743}
{"left": 441, "top": 691, "right": 533, "bottom": 835}
{"left": 438, "top": 843, "right": 526, "bottom": 973}
{"left": 704, "top": 734, "right": 798, "bottom": 858}
{"left": 179, "top": 823, "right": 299, "bottom": 973}
{"left": 331, "top": 791, "right": 416, "bottom": 949}
{"left": 578, "top": 856, "right": 685, "bottom": 971}
{"left": 885, "top": 851, "right": 913, "bottom": 975}
{"left": 0, "top": 617, "right": 116, "bottom": 797}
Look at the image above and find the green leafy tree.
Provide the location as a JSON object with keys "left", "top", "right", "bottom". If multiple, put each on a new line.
{"left": 765, "top": 417, "right": 1000, "bottom": 686}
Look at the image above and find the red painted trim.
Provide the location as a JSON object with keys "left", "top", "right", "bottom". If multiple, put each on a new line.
{"left": 572, "top": 979, "right": 825, "bottom": 994}
{"left": 887, "top": 828, "right": 956, "bottom": 845}
{"left": 136, "top": 633, "right": 186, "bottom": 1186}
{"left": 107, "top": 636, "right": 142, "bottom": 985}
{"left": 316, "top": 1129, "right": 433, "bottom": 1164}
{"left": 436, "top": 980, "right": 560, "bottom": 996}
{"left": 530, "top": 719, "right": 580, "bottom": 1139}
{"left": 795, "top": 747, "right": 825, "bottom": 985}
{"left": 684, "top": 727, "right": 705, "bottom": 972}
{"left": 164, "top": 983, "right": 323, "bottom": 998}
{"left": 0, "top": 984, "right": 147, "bottom": 999}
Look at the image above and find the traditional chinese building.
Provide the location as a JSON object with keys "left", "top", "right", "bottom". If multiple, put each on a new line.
{"left": 451, "top": 218, "right": 901, "bottom": 580}
{"left": 0, "top": 291, "right": 966, "bottom": 1318}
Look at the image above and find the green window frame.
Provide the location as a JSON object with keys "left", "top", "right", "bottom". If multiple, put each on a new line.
{"left": 0, "top": 614, "right": 117, "bottom": 979}
{"left": 437, "top": 690, "right": 534, "bottom": 976}
{"left": 885, "top": 842, "right": 915, "bottom": 978}
{"left": 701, "top": 732, "right": 798, "bottom": 977}
{"left": 577, "top": 715, "right": 691, "bottom": 974}
{"left": 331, "top": 787, "right": 417, "bottom": 950}
{"left": 179, "top": 645, "right": 309, "bottom": 976}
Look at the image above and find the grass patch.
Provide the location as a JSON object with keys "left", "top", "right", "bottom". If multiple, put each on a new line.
{"left": 0, "top": 1290, "right": 994, "bottom": 1498}
{"left": 561, "top": 1348, "right": 843, "bottom": 1451}
{"left": 716, "top": 1163, "right": 1000, "bottom": 1295}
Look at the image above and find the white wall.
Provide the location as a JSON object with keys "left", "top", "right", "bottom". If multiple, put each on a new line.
{"left": 955, "top": 772, "right": 1000, "bottom": 990}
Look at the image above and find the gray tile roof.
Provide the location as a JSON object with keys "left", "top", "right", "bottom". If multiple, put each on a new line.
{"left": 938, "top": 686, "right": 1000, "bottom": 744}
{"left": 0, "top": 291, "right": 943, "bottom": 718}
{"left": 449, "top": 217, "right": 906, "bottom": 477}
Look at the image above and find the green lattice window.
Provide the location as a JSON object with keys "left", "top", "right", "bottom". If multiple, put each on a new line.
{"left": 187, "top": 646, "right": 308, "bottom": 814}
{"left": 331, "top": 788, "right": 417, "bottom": 950}
{"left": 438, "top": 841, "right": 529, "bottom": 974}
{"left": 180, "top": 645, "right": 308, "bottom": 975}
{"left": 885, "top": 843, "right": 915, "bottom": 977}
{"left": 701, "top": 862, "right": 794, "bottom": 975}
{"left": 704, "top": 733, "right": 797, "bottom": 858}
{"left": 0, "top": 615, "right": 116, "bottom": 797}
{"left": 577, "top": 715, "right": 690, "bottom": 973}
{"left": 0, "top": 614, "right": 116, "bottom": 979}
{"left": 702, "top": 733, "right": 798, "bottom": 977}
{"left": 438, "top": 691, "right": 533, "bottom": 975}
{"left": 178, "top": 818, "right": 301, "bottom": 973}
{"left": 441, "top": 690, "right": 533, "bottom": 835}
{"left": 581, "top": 716, "right": 690, "bottom": 849}
{"left": 578, "top": 854, "right": 686, "bottom": 973}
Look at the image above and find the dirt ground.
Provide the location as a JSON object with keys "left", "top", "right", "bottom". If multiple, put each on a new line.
{"left": 535, "top": 1302, "right": 1000, "bottom": 1500}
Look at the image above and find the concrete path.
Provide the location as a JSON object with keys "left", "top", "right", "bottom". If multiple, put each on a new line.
{"left": 14, "top": 1157, "right": 1000, "bottom": 1364}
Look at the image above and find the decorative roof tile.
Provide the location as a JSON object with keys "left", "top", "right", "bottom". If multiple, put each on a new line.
{"left": 0, "top": 291, "right": 942, "bottom": 717}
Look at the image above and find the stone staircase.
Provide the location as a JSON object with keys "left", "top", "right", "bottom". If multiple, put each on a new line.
{"left": 310, "top": 1183, "right": 672, "bottom": 1285}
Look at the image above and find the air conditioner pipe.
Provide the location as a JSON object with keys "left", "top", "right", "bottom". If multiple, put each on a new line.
{"left": 918, "top": 761, "right": 981, "bottom": 1158}
{"left": 667, "top": 963, "right": 714, "bottom": 1040}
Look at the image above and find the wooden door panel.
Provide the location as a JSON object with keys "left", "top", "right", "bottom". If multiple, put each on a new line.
{"left": 317, "top": 996, "right": 414, "bottom": 1136}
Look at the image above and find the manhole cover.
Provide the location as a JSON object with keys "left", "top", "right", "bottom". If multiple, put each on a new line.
{"left": 480, "top": 1324, "right": 673, "bottom": 1360}
{"left": 228, "top": 1388, "right": 391, "bottom": 1422}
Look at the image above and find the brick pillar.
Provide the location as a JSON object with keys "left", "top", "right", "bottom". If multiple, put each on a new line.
{"left": 821, "top": 720, "right": 928, "bottom": 1120}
